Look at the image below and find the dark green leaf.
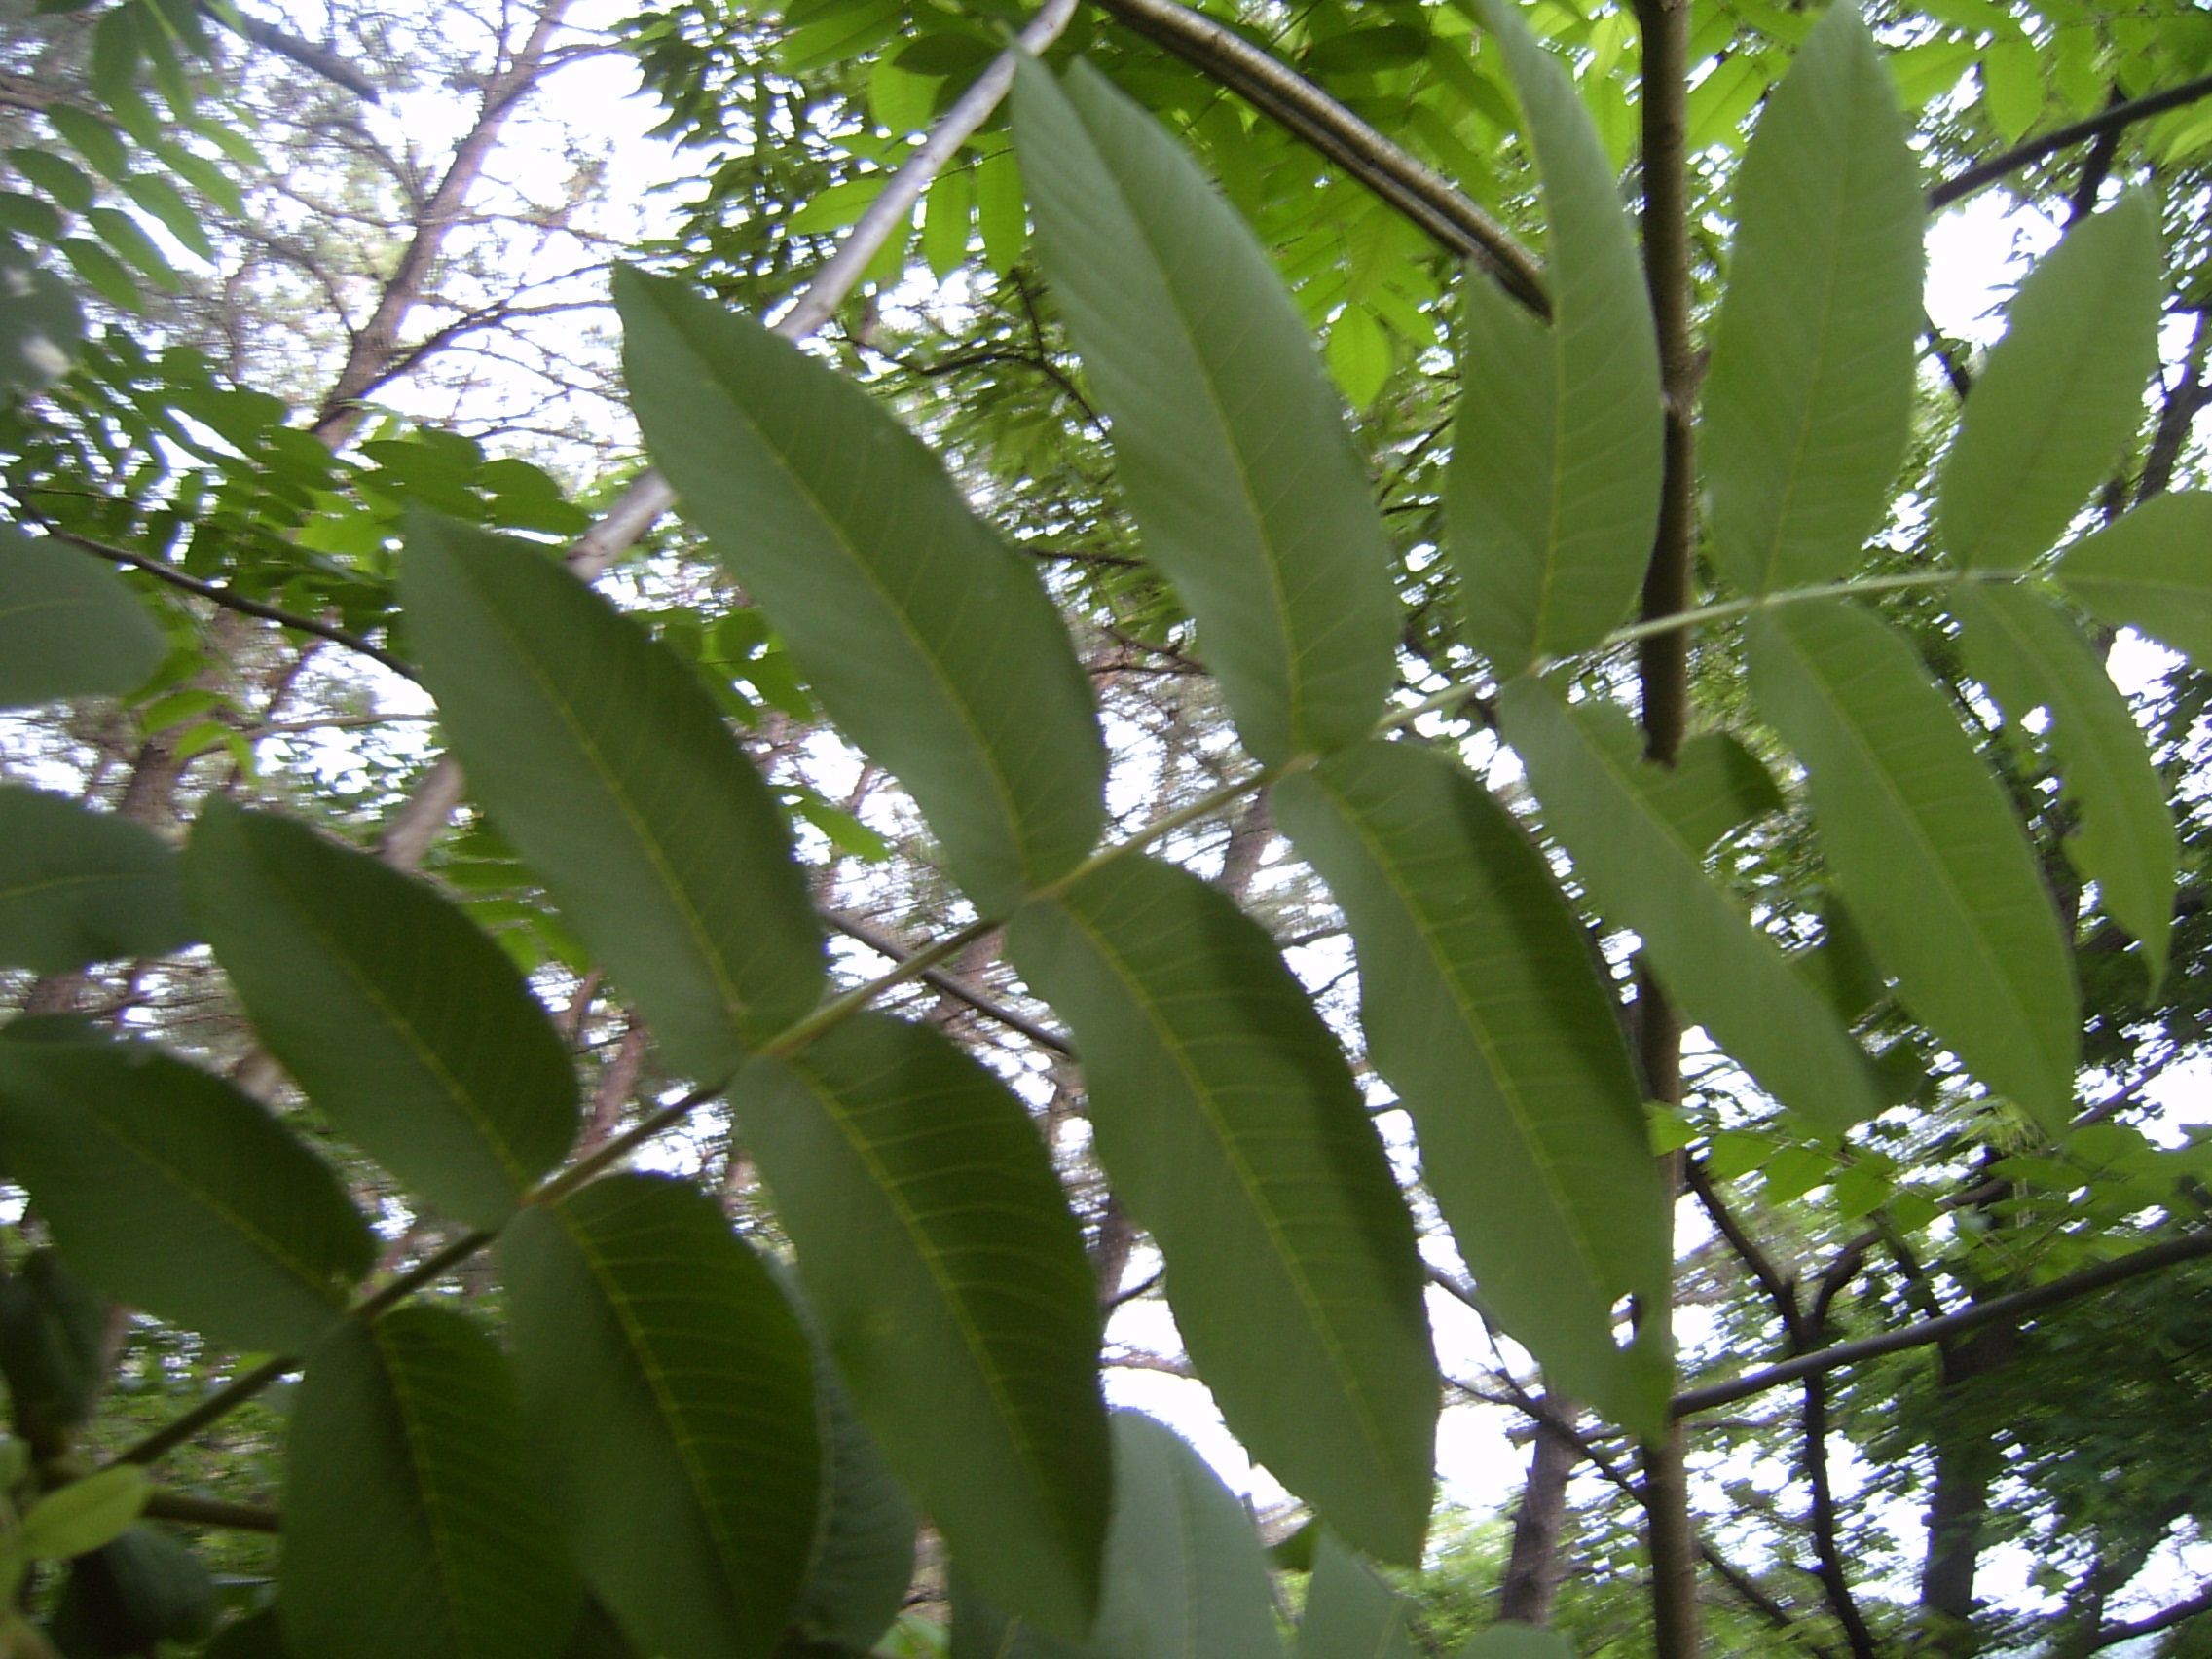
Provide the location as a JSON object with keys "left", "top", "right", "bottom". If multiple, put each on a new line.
{"left": 785, "top": 1366, "right": 916, "bottom": 1656}
{"left": 501, "top": 1175, "right": 821, "bottom": 1659}
{"left": 1639, "top": 730, "right": 1785, "bottom": 851}
{"left": 1703, "top": 2, "right": 1924, "bottom": 595}
{"left": 1274, "top": 741, "right": 1670, "bottom": 1434}
{"left": 1014, "top": 58, "right": 1398, "bottom": 763}
{"left": 0, "top": 787, "right": 189, "bottom": 974}
{"left": 8, "top": 148, "right": 93, "bottom": 212}
{"left": 44, "top": 108, "right": 129, "bottom": 182}
{"left": 1957, "top": 583, "right": 2174, "bottom": 986}
{"left": 58, "top": 237, "right": 141, "bottom": 312}
{"left": 2054, "top": 492, "right": 2212, "bottom": 662}
{"left": 0, "top": 1250, "right": 108, "bottom": 1449}
{"left": 86, "top": 208, "right": 178, "bottom": 289}
{"left": 54, "top": 1526, "right": 217, "bottom": 1655}
{"left": 616, "top": 269, "right": 1105, "bottom": 912}
{"left": 1010, "top": 856, "right": 1436, "bottom": 1564}
{"left": 283, "top": 1309, "right": 579, "bottom": 1659}
{"left": 1307, "top": 26, "right": 1427, "bottom": 74}
{"left": 734, "top": 1013, "right": 1108, "bottom": 1635}
{"left": 1447, "top": 1, "right": 1661, "bottom": 672}
{"left": 117, "top": 172, "right": 211, "bottom": 260}
{"left": 185, "top": 801, "right": 580, "bottom": 1230}
{"left": 1498, "top": 679, "right": 1885, "bottom": 1133}
{"left": 204, "top": 1611, "right": 287, "bottom": 1659}
{"left": 0, "top": 245, "right": 81, "bottom": 392}
{"left": 1939, "top": 196, "right": 2162, "bottom": 571}
{"left": 401, "top": 511, "right": 825, "bottom": 1083}
{"left": 1296, "top": 1533, "right": 1418, "bottom": 1659}
{"left": 0, "top": 1024, "right": 373, "bottom": 1351}
{"left": 0, "top": 530, "right": 164, "bottom": 708}
{"left": 1749, "top": 600, "right": 2078, "bottom": 1131}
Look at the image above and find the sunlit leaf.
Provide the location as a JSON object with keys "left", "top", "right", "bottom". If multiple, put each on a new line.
{"left": 2054, "top": 492, "right": 2212, "bottom": 663}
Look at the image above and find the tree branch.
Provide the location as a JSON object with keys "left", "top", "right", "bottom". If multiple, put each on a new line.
{"left": 206, "top": 4, "right": 382, "bottom": 100}
{"left": 144, "top": 1491, "right": 282, "bottom": 1533}
{"left": 824, "top": 907, "right": 1072, "bottom": 1053}
{"left": 54, "top": 531, "right": 415, "bottom": 680}
{"left": 1930, "top": 71, "right": 2212, "bottom": 209}
{"left": 2083, "top": 1584, "right": 2212, "bottom": 1653}
{"left": 1090, "top": 0, "right": 1549, "bottom": 315}
{"left": 1674, "top": 1229, "right": 2212, "bottom": 1416}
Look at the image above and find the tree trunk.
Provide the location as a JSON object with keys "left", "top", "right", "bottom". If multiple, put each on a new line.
{"left": 1499, "top": 1393, "right": 1580, "bottom": 1626}
{"left": 1917, "top": 1321, "right": 2017, "bottom": 1649}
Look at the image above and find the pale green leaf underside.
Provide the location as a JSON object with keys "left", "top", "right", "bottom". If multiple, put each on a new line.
{"left": 2056, "top": 492, "right": 2212, "bottom": 665}
{"left": 1498, "top": 679, "right": 1885, "bottom": 1133}
{"left": 1450, "top": 0, "right": 1662, "bottom": 672}
{"left": 500, "top": 1175, "right": 822, "bottom": 1659}
{"left": 1014, "top": 58, "right": 1399, "bottom": 765}
{"left": 1749, "top": 600, "right": 2078, "bottom": 1132}
{"left": 283, "top": 1309, "right": 578, "bottom": 1659}
{"left": 1956, "top": 583, "right": 2175, "bottom": 986}
{"left": 1938, "top": 195, "right": 2162, "bottom": 571}
{"left": 186, "top": 802, "right": 579, "bottom": 1232}
{"left": 1274, "top": 741, "right": 1670, "bottom": 1435}
{"left": 616, "top": 268, "right": 1105, "bottom": 911}
{"left": 401, "top": 510, "right": 825, "bottom": 1085}
{"left": 734, "top": 1012, "right": 1110, "bottom": 1637}
{"left": 1703, "top": 1, "right": 1924, "bottom": 596}
{"left": 0, "top": 1028, "right": 372, "bottom": 1353}
{"left": 0, "top": 785, "right": 190, "bottom": 975}
{"left": 1010, "top": 857, "right": 1437, "bottom": 1565}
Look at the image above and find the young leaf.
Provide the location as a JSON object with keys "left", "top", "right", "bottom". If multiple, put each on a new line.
{"left": 401, "top": 511, "right": 825, "bottom": 1084}
{"left": 0, "top": 1024, "right": 373, "bottom": 1351}
{"left": 0, "top": 787, "right": 190, "bottom": 974}
{"left": 186, "top": 802, "right": 580, "bottom": 1231}
{"left": 734, "top": 1013, "right": 1109, "bottom": 1636}
{"left": 1446, "top": 1, "right": 1661, "bottom": 672}
{"left": 1273, "top": 742, "right": 1671, "bottom": 1434}
{"left": 1497, "top": 679, "right": 1886, "bottom": 1132}
{"left": 283, "top": 1309, "right": 580, "bottom": 1659}
{"left": 2055, "top": 492, "right": 2212, "bottom": 662}
{"left": 1010, "top": 857, "right": 1437, "bottom": 1565}
{"left": 1013, "top": 58, "right": 1399, "bottom": 764}
{"left": 1749, "top": 600, "right": 2079, "bottom": 1131}
{"left": 1093, "top": 1412, "right": 1284, "bottom": 1659}
{"left": 1703, "top": 2, "right": 1924, "bottom": 596}
{"left": 0, "top": 529, "right": 164, "bottom": 708}
{"left": 500, "top": 1175, "right": 822, "bottom": 1659}
{"left": 1296, "top": 1533, "right": 1419, "bottom": 1659}
{"left": 1938, "top": 196, "right": 2163, "bottom": 571}
{"left": 615, "top": 269, "right": 1105, "bottom": 913}
{"left": 1956, "top": 583, "right": 2175, "bottom": 985}
{"left": 18, "top": 1466, "right": 147, "bottom": 1561}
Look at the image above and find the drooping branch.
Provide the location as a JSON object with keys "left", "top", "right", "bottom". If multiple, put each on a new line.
{"left": 1930, "top": 70, "right": 2212, "bottom": 209}
{"left": 204, "top": 4, "right": 382, "bottom": 100}
{"left": 1673, "top": 1229, "right": 2212, "bottom": 1416}
{"left": 1089, "top": 0, "right": 1549, "bottom": 314}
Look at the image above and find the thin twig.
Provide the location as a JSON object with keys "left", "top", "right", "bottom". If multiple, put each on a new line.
{"left": 1930, "top": 70, "right": 2212, "bottom": 209}
{"left": 54, "top": 532, "right": 416, "bottom": 680}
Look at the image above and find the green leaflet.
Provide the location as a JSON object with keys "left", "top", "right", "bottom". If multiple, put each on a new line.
{"left": 733, "top": 1012, "right": 1109, "bottom": 1636}
{"left": 948, "top": 1411, "right": 1284, "bottom": 1659}
{"left": 786, "top": 1363, "right": 917, "bottom": 1657}
{"left": 1295, "top": 1533, "right": 1419, "bottom": 1659}
{"left": 0, "top": 1024, "right": 373, "bottom": 1352}
{"left": 1956, "top": 583, "right": 2175, "bottom": 986}
{"left": 1093, "top": 1412, "right": 1283, "bottom": 1659}
{"left": 1272, "top": 741, "right": 1670, "bottom": 1435}
{"left": 615, "top": 269, "right": 1105, "bottom": 912}
{"left": 1011, "top": 856, "right": 1437, "bottom": 1565}
{"left": 0, "top": 786, "right": 190, "bottom": 974}
{"left": 1447, "top": 2, "right": 1661, "bottom": 673}
{"left": 1497, "top": 679, "right": 1885, "bottom": 1133}
{"left": 1013, "top": 58, "right": 1398, "bottom": 765}
{"left": 282, "top": 1309, "right": 580, "bottom": 1659}
{"left": 2055, "top": 492, "right": 2212, "bottom": 663}
{"left": 1938, "top": 196, "right": 2163, "bottom": 571}
{"left": 186, "top": 802, "right": 580, "bottom": 1232}
{"left": 1749, "top": 600, "right": 2079, "bottom": 1132}
{"left": 1636, "top": 729, "right": 1787, "bottom": 851}
{"left": 0, "top": 528, "right": 164, "bottom": 708}
{"left": 500, "top": 1175, "right": 822, "bottom": 1659}
{"left": 18, "top": 1465, "right": 147, "bottom": 1560}
{"left": 401, "top": 511, "right": 825, "bottom": 1084}
{"left": 1702, "top": 3, "right": 1923, "bottom": 596}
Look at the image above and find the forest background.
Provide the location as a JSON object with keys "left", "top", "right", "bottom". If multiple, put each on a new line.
{"left": 1, "top": 1, "right": 2210, "bottom": 1658}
